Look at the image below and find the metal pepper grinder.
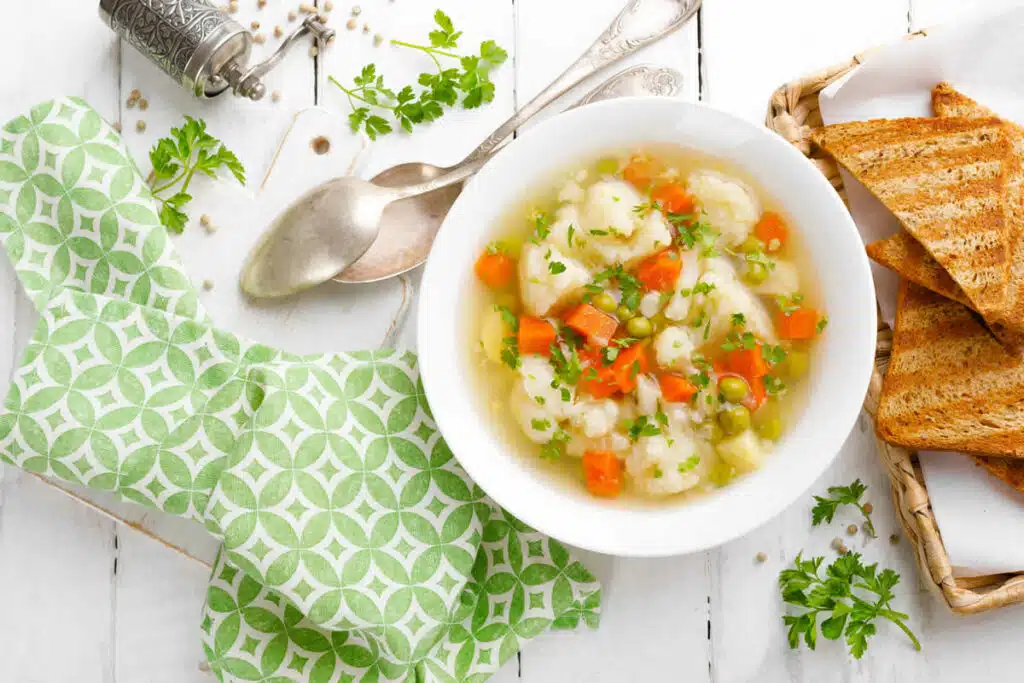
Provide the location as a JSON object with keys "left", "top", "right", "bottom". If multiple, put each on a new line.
{"left": 99, "top": 0, "right": 335, "bottom": 100}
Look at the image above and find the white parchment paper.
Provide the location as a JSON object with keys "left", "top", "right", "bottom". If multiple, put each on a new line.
{"left": 818, "top": 8, "right": 1024, "bottom": 576}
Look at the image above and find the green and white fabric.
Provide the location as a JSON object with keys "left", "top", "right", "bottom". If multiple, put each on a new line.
{"left": 0, "top": 97, "right": 600, "bottom": 682}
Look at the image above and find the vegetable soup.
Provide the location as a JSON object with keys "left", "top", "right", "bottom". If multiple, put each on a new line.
{"left": 470, "top": 148, "right": 827, "bottom": 500}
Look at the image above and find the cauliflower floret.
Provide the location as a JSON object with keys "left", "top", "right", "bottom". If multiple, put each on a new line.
{"left": 545, "top": 204, "right": 585, "bottom": 258}
{"left": 569, "top": 398, "right": 620, "bottom": 438}
{"left": 510, "top": 385, "right": 557, "bottom": 444}
{"left": 663, "top": 248, "right": 700, "bottom": 321}
{"left": 698, "top": 257, "right": 776, "bottom": 343}
{"left": 558, "top": 180, "right": 585, "bottom": 205}
{"left": 716, "top": 429, "right": 768, "bottom": 474}
{"left": 654, "top": 326, "right": 696, "bottom": 374}
{"left": 753, "top": 259, "right": 800, "bottom": 297}
{"left": 519, "top": 242, "right": 590, "bottom": 316}
{"left": 519, "top": 356, "right": 574, "bottom": 419}
{"left": 565, "top": 430, "right": 631, "bottom": 458}
{"left": 580, "top": 180, "right": 645, "bottom": 239}
{"left": 587, "top": 210, "right": 673, "bottom": 267}
{"left": 634, "top": 375, "right": 662, "bottom": 416}
{"left": 639, "top": 291, "right": 663, "bottom": 318}
{"left": 626, "top": 426, "right": 704, "bottom": 496}
{"left": 687, "top": 171, "right": 760, "bottom": 248}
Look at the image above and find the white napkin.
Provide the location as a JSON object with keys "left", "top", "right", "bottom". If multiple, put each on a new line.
{"left": 818, "top": 8, "right": 1024, "bottom": 577}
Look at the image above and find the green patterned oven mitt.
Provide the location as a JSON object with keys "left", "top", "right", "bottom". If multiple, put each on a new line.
{"left": 0, "top": 98, "right": 600, "bottom": 682}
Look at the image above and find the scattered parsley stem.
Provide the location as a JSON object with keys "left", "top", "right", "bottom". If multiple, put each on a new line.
{"left": 147, "top": 116, "right": 245, "bottom": 234}
{"left": 331, "top": 10, "right": 508, "bottom": 140}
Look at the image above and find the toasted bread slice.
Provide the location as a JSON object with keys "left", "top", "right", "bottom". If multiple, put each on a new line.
{"left": 933, "top": 83, "right": 1024, "bottom": 334}
{"left": 876, "top": 281, "right": 1024, "bottom": 457}
{"left": 973, "top": 456, "right": 1024, "bottom": 495}
{"left": 811, "top": 116, "right": 1012, "bottom": 320}
{"left": 865, "top": 230, "right": 970, "bottom": 306}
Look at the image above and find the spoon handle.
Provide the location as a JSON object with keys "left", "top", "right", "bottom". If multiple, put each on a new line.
{"left": 468, "top": 0, "right": 700, "bottom": 160}
{"left": 391, "top": 65, "right": 684, "bottom": 201}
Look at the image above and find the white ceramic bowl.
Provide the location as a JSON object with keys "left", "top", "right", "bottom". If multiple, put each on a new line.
{"left": 418, "top": 98, "right": 876, "bottom": 557}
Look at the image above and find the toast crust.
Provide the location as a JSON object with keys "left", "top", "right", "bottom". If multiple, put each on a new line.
{"left": 812, "top": 116, "right": 1013, "bottom": 321}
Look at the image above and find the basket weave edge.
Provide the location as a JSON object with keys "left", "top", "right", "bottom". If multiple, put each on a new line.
{"left": 765, "top": 29, "right": 1024, "bottom": 615}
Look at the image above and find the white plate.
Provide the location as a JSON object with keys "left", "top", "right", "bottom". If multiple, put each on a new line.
{"left": 418, "top": 97, "right": 876, "bottom": 557}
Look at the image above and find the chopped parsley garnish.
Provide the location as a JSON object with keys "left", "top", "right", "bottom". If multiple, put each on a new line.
{"left": 655, "top": 406, "right": 669, "bottom": 426}
{"left": 677, "top": 454, "right": 700, "bottom": 474}
{"left": 632, "top": 201, "right": 659, "bottom": 217}
{"left": 592, "top": 264, "right": 642, "bottom": 312}
{"left": 567, "top": 224, "right": 576, "bottom": 248}
{"left": 681, "top": 281, "right": 716, "bottom": 297}
{"left": 540, "top": 429, "right": 570, "bottom": 461}
{"left": 745, "top": 247, "right": 776, "bottom": 272}
{"left": 495, "top": 305, "right": 519, "bottom": 331}
{"left": 500, "top": 337, "right": 520, "bottom": 370}
{"left": 601, "top": 346, "right": 619, "bottom": 365}
{"left": 776, "top": 293, "right": 805, "bottom": 315}
{"left": 485, "top": 241, "right": 507, "bottom": 255}
{"left": 763, "top": 375, "right": 787, "bottom": 396}
{"left": 548, "top": 260, "right": 567, "bottom": 275}
{"left": 530, "top": 418, "right": 551, "bottom": 432}
{"left": 529, "top": 211, "right": 553, "bottom": 244}
{"left": 674, "top": 219, "right": 719, "bottom": 257}
{"left": 721, "top": 331, "right": 757, "bottom": 352}
{"left": 762, "top": 344, "right": 787, "bottom": 366}
{"left": 730, "top": 312, "right": 746, "bottom": 327}
{"left": 817, "top": 316, "right": 829, "bottom": 334}
{"left": 549, "top": 344, "right": 582, "bottom": 386}
{"left": 589, "top": 228, "right": 609, "bottom": 236}
{"left": 623, "top": 415, "right": 661, "bottom": 442}
{"left": 652, "top": 465, "right": 664, "bottom": 479}
{"left": 559, "top": 387, "right": 571, "bottom": 402}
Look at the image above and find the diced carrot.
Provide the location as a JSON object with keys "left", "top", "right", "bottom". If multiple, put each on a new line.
{"left": 610, "top": 343, "right": 650, "bottom": 394}
{"left": 622, "top": 156, "right": 660, "bottom": 190}
{"left": 743, "top": 376, "right": 767, "bottom": 411}
{"left": 725, "top": 345, "right": 769, "bottom": 380}
{"left": 713, "top": 358, "right": 728, "bottom": 375}
{"left": 582, "top": 450, "right": 623, "bottom": 498}
{"left": 659, "top": 374, "right": 698, "bottom": 403}
{"left": 517, "top": 316, "right": 556, "bottom": 356}
{"left": 651, "top": 183, "right": 696, "bottom": 215}
{"left": 577, "top": 349, "right": 620, "bottom": 398}
{"left": 635, "top": 249, "right": 683, "bottom": 292}
{"left": 565, "top": 303, "right": 619, "bottom": 347}
{"left": 776, "top": 308, "right": 820, "bottom": 340}
{"left": 754, "top": 212, "right": 788, "bottom": 252}
{"left": 474, "top": 250, "right": 515, "bottom": 289}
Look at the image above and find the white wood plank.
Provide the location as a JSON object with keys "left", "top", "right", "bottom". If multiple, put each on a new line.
{"left": 0, "top": 473, "right": 116, "bottom": 683}
{"left": 701, "top": 0, "right": 912, "bottom": 122}
{"left": 113, "top": 531, "right": 212, "bottom": 683}
{"left": 515, "top": 0, "right": 699, "bottom": 129}
{"left": 910, "top": 0, "right": 1023, "bottom": 30}
{"left": 520, "top": 551, "right": 712, "bottom": 683}
{"left": 0, "top": 1, "right": 122, "bottom": 681}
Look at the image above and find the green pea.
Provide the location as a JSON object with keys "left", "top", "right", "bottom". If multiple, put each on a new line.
{"left": 719, "top": 376, "right": 749, "bottom": 403}
{"left": 739, "top": 236, "right": 765, "bottom": 254}
{"left": 592, "top": 292, "right": 618, "bottom": 313}
{"left": 709, "top": 422, "right": 725, "bottom": 443}
{"left": 757, "top": 417, "right": 783, "bottom": 441}
{"left": 616, "top": 304, "right": 636, "bottom": 321}
{"left": 785, "top": 350, "right": 810, "bottom": 378}
{"left": 718, "top": 405, "right": 751, "bottom": 435}
{"left": 626, "top": 316, "right": 654, "bottom": 338}
{"left": 596, "top": 157, "right": 620, "bottom": 175}
{"left": 743, "top": 262, "right": 769, "bottom": 285}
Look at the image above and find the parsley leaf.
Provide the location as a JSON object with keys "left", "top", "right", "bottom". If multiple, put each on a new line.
{"left": 331, "top": 10, "right": 507, "bottom": 139}
{"left": 730, "top": 312, "right": 746, "bottom": 327}
{"left": 677, "top": 454, "right": 700, "bottom": 474}
{"left": 549, "top": 345, "right": 582, "bottom": 387}
{"left": 811, "top": 479, "right": 876, "bottom": 538}
{"left": 147, "top": 116, "right": 246, "bottom": 233}
{"left": 548, "top": 261, "right": 567, "bottom": 275}
{"left": 817, "top": 316, "right": 830, "bottom": 334}
{"left": 623, "top": 415, "right": 661, "bottom": 442}
{"left": 540, "top": 429, "right": 570, "bottom": 461}
{"left": 762, "top": 344, "right": 788, "bottom": 366}
{"left": 776, "top": 293, "right": 806, "bottom": 316}
{"left": 593, "top": 264, "right": 642, "bottom": 312}
{"left": 779, "top": 551, "right": 920, "bottom": 659}
{"left": 721, "top": 331, "right": 757, "bottom": 353}
{"left": 763, "top": 375, "right": 787, "bottom": 396}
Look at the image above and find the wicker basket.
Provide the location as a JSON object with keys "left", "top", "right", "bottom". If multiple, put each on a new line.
{"left": 766, "top": 29, "right": 1024, "bottom": 614}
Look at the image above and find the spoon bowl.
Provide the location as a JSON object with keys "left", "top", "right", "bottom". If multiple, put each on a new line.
{"left": 240, "top": 177, "right": 391, "bottom": 298}
{"left": 334, "top": 164, "right": 464, "bottom": 284}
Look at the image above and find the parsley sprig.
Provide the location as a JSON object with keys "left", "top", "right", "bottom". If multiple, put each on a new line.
{"left": 779, "top": 552, "right": 920, "bottom": 659}
{"left": 148, "top": 116, "right": 245, "bottom": 233}
{"left": 331, "top": 10, "right": 508, "bottom": 140}
{"left": 812, "top": 479, "right": 877, "bottom": 538}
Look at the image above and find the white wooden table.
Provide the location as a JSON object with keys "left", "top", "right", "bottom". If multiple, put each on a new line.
{"left": 3, "top": 1, "right": 1024, "bottom": 681}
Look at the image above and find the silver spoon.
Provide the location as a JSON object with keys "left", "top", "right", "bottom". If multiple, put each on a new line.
{"left": 336, "top": 64, "right": 687, "bottom": 284}
{"left": 241, "top": 0, "right": 701, "bottom": 299}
